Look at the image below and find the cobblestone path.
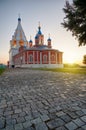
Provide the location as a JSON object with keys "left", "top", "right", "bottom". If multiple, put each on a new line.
{"left": 0, "top": 68, "right": 86, "bottom": 130}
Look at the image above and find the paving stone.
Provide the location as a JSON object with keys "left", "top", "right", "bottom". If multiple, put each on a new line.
{"left": 23, "top": 120, "right": 32, "bottom": 128}
{"left": 31, "top": 117, "right": 42, "bottom": 124}
{"left": 73, "top": 118, "right": 85, "bottom": 127}
{"left": 67, "top": 112, "right": 78, "bottom": 119}
{"left": 60, "top": 114, "right": 71, "bottom": 123}
{"left": 40, "top": 114, "right": 50, "bottom": 121}
{"left": 56, "top": 111, "right": 66, "bottom": 117}
{"left": 0, "top": 118, "right": 5, "bottom": 129}
{"left": 76, "top": 110, "right": 85, "bottom": 116}
{"left": 72, "top": 106, "right": 81, "bottom": 111}
{"left": 81, "top": 116, "right": 86, "bottom": 122}
{"left": 15, "top": 109, "right": 22, "bottom": 114}
{"left": 25, "top": 115, "right": 33, "bottom": 121}
{"left": 47, "top": 118, "right": 65, "bottom": 129}
{"left": 35, "top": 122, "right": 48, "bottom": 130}
{"left": 55, "top": 126, "right": 67, "bottom": 130}
{"left": 81, "top": 109, "right": 86, "bottom": 114}
{"left": 6, "top": 118, "right": 16, "bottom": 125}
{"left": 16, "top": 117, "right": 25, "bottom": 123}
{"left": 25, "top": 127, "right": 35, "bottom": 130}
{"left": 14, "top": 123, "right": 23, "bottom": 130}
{"left": 76, "top": 128, "right": 85, "bottom": 130}
{"left": 46, "top": 120, "right": 59, "bottom": 129}
{"left": 5, "top": 125, "right": 14, "bottom": 130}
{"left": 82, "top": 125, "right": 86, "bottom": 130}
{"left": 4, "top": 110, "right": 13, "bottom": 116}
{"left": 56, "top": 106, "right": 62, "bottom": 111}
{"left": 65, "top": 121, "right": 78, "bottom": 130}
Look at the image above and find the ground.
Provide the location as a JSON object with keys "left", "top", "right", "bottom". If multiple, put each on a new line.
{"left": 0, "top": 68, "right": 86, "bottom": 130}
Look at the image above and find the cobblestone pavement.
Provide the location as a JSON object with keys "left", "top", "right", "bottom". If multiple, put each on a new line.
{"left": 0, "top": 68, "right": 86, "bottom": 130}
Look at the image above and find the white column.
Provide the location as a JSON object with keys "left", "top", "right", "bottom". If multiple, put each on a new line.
{"left": 49, "top": 51, "right": 51, "bottom": 64}
{"left": 40, "top": 52, "right": 42, "bottom": 64}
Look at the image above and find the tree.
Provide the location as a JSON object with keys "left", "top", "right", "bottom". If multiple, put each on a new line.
{"left": 83, "top": 55, "right": 86, "bottom": 64}
{"left": 62, "top": 0, "right": 86, "bottom": 46}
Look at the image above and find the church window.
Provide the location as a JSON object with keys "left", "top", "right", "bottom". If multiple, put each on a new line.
{"left": 29, "top": 55, "right": 33, "bottom": 62}
{"left": 51, "top": 55, "right": 55, "bottom": 61}
{"left": 43, "top": 55, "right": 47, "bottom": 63}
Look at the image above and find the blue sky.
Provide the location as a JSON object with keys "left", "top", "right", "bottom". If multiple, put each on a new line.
{"left": 0, "top": 0, "right": 86, "bottom": 64}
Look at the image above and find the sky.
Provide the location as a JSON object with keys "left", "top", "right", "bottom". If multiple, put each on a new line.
{"left": 0, "top": 0, "right": 86, "bottom": 64}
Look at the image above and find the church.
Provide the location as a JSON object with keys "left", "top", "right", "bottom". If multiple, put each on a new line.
{"left": 9, "top": 17, "right": 63, "bottom": 68}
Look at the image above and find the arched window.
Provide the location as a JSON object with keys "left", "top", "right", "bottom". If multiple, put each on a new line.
{"left": 43, "top": 55, "right": 47, "bottom": 63}
{"left": 29, "top": 55, "right": 33, "bottom": 62}
{"left": 51, "top": 55, "right": 55, "bottom": 61}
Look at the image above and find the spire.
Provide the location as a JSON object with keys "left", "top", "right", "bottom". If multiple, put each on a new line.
{"left": 47, "top": 33, "right": 52, "bottom": 48}
{"left": 29, "top": 35, "right": 33, "bottom": 43}
{"left": 47, "top": 33, "right": 51, "bottom": 41}
{"left": 18, "top": 14, "right": 21, "bottom": 22}
{"left": 13, "top": 17, "right": 27, "bottom": 41}
{"left": 38, "top": 21, "right": 42, "bottom": 35}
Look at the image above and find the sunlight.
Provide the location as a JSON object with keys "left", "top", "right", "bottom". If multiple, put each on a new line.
{"left": 65, "top": 58, "right": 75, "bottom": 64}
{"left": 63, "top": 52, "right": 79, "bottom": 64}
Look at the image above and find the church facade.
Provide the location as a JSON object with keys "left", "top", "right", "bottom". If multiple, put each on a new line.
{"left": 9, "top": 18, "right": 63, "bottom": 68}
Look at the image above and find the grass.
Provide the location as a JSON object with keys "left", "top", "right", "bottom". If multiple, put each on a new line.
{"left": 33, "top": 67, "right": 86, "bottom": 74}
{"left": 0, "top": 68, "right": 6, "bottom": 75}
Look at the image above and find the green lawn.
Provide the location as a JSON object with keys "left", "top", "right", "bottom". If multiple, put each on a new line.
{"left": 0, "top": 68, "right": 6, "bottom": 75}
{"left": 34, "top": 67, "right": 86, "bottom": 74}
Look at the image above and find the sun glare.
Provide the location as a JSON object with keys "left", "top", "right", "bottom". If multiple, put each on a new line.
{"left": 65, "top": 59, "right": 75, "bottom": 64}
{"left": 63, "top": 53, "right": 79, "bottom": 64}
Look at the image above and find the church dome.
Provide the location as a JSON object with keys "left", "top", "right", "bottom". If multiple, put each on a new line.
{"left": 29, "top": 39, "right": 33, "bottom": 43}
{"left": 47, "top": 37, "right": 51, "bottom": 41}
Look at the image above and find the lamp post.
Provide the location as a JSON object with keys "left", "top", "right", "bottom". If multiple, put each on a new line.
{"left": 20, "top": 56, "right": 22, "bottom": 67}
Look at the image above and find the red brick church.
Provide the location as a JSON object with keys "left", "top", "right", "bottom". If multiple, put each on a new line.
{"left": 9, "top": 17, "right": 63, "bottom": 68}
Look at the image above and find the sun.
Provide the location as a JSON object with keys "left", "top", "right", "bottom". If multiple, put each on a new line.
{"left": 66, "top": 59, "right": 75, "bottom": 64}
{"left": 63, "top": 53, "right": 77, "bottom": 64}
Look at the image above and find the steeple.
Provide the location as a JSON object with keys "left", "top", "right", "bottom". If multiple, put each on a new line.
{"left": 11, "top": 17, "right": 28, "bottom": 47}
{"left": 38, "top": 22, "right": 42, "bottom": 35}
{"left": 47, "top": 34, "right": 52, "bottom": 48}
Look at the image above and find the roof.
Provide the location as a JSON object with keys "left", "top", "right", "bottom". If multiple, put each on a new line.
{"left": 12, "top": 18, "right": 27, "bottom": 42}
{"left": 26, "top": 45, "right": 60, "bottom": 52}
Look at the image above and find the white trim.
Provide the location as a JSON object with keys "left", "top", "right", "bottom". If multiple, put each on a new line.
{"left": 15, "top": 64, "right": 63, "bottom": 68}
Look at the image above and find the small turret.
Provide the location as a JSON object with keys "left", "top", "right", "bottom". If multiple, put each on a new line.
{"left": 29, "top": 36, "right": 33, "bottom": 47}
{"left": 35, "top": 22, "right": 44, "bottom": 46}
{"left": 47, "top": 34, "right": 52, "bottom": 48}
